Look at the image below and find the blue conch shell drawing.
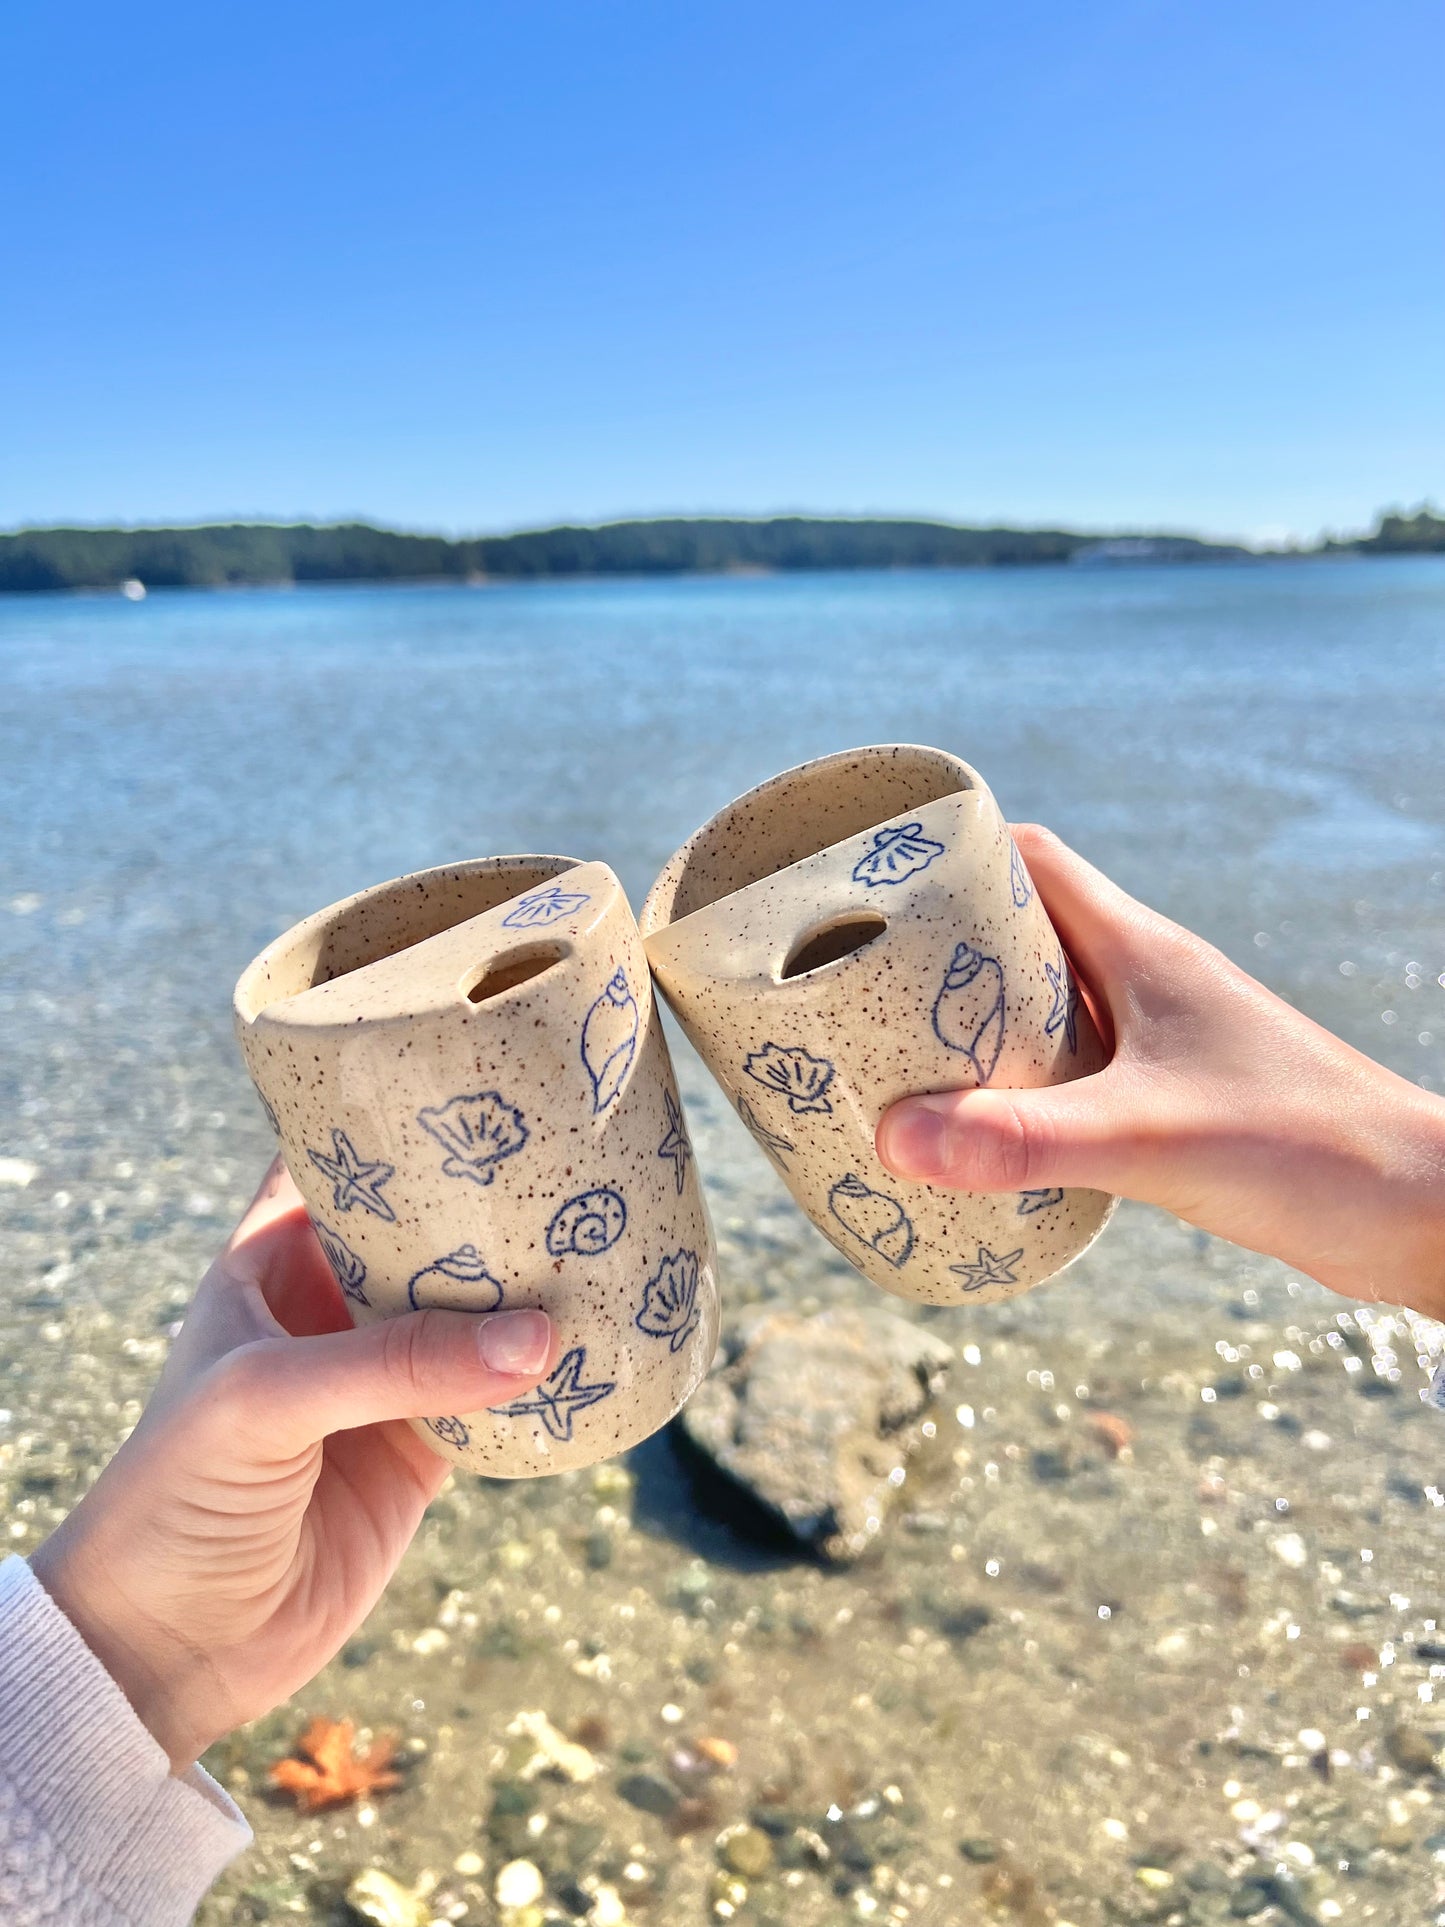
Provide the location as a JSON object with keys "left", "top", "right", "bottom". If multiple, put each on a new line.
{"left": 547, "top": 1186, "right": 627, "bottom": 1256}
{"left": 827, "top": 1174, "right": 916, "bottom": 1269}
{"left": 407, "top": 1243, "right": 505, "bottom": 1311}
{"left": 425, "top": 1415, "right": 471, "bottom": 1449}
{"left": 634, "top": 1248, "right": 702, "bottom": 1352}
{"left": 502, "top": 884, "right": 592, "bottom": 929}
{"left": 1009, "top": 839, "right": 1034, "bottom": 908}
{"left": 743, "top": 1041, "right": 836, "bottom": 1114}
{"left": 313, "top": 1221, "right": 369, "bottom": 1306}
{"left": 852, "top": 821, "right": 945, "bottom": 888}
{"left": 417, "top": 1090, "right": 529, "bottom": 1185}
{"left": 581, "top": 969, "right": 639, "bottom": 1113}
{"left": 930, "top": 941, "right": 1005, "bottom": 1083}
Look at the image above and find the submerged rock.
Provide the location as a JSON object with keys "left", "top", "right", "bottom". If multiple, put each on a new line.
{"left": 677, "top": 1306, "right": 953, "bottom": 1561}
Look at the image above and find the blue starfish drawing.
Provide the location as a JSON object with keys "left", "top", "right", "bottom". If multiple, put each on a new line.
{"left": 657, "top": 1090, "right": 692, "bottom": 1194}
{"left": 948, "top": 1244, "right": 1026, "bottom": 1292}
{"left": 306, "top": 1127, "right": 397, "bottom": 1221}
{"left": 1044, "top": 956, "right": 1079, "bottom": 1053}
{"left": 736, "top": 1092, "right": 794, "bottom": 1170}
{"left": 494, "top": 1346, "right": 616, "bottom": 1443}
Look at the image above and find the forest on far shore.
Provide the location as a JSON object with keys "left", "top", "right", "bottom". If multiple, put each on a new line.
{"left": 0, "top": 507, "right": 1439, "bottom": 594}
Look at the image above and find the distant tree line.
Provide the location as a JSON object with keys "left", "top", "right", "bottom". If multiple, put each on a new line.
{"left": 0, "top": 508, "right": 1436, "bottom": 594}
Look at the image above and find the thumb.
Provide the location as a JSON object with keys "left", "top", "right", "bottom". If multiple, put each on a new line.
{"left": 876, "top": 1075, "right": 1136, "bottom": 1197}
{"left": 216, "top": 1307, "right": 556, "bottom": 1458}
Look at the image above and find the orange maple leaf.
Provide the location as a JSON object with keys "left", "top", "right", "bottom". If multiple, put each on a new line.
{"left": 268, "top": 1716, "right": 402, "bottom": 1812}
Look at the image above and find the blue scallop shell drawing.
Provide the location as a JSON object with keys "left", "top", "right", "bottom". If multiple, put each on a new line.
{"left": 743, "top": 1041, "right": 836, "bottom": 1114}
{"left": 425, "top": 1415, "right": 471, "bottom": 1449}
{"left": 930, "top": 942, "right": 1005, "bottom": 1084}
{"left": 827, "top": 1173, "right": 916, "bottom": 1269}
{"left": 407, "top": 1243, "right": 506, "bottom": 1311}
{"left": 1017, "top": 1187, "right": 1063, "bottom": 1217}
{"left": 417, "top": 1090, "right": 529, "bottom": 1185}
{"left": 581, "top": 969, "right": 639, "bottom": 1114}
{"left": 1009, "top": 840, "right": 1034, "bottom": 909}
{"left": 495, "top": 1346, "right": 616, "bottom": 1442}
{"left": 736, "top": 1092, "right": 794, "bottom": 1170}
{"left": 1044, "top": 954, "right": 1079, "bottom": 1053}
{"left": 657, "top": 1090, "right": 692, "bottom": 1194}
{"left": 546, "top": 1186, "right": 627, "bottom": 1257}
{"left": 501, "top": 884, "right": 592, "bottom": 929}
{"left": 852, "top": 821, "right": 945, "bottom": 888}
{"left": 635, "top": 1248, "right": 702, "bottom": 1353}
{"left": 313, "top": 1220, "right": 369, "bottom": 1306}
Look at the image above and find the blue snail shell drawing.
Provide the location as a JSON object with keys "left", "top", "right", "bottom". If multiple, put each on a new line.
{"left": 407, "top": 1243, "right": 506, "bottom": 1311}
{"left": 417, "top": 1090, "right": 529, "bottom": 1185}
{"left": 581, "top": 969, "right": 639, "bottom": 1114}
{"left": 501, "top": 884, "right": 592, "bottom": 929}
{"left": 827, "top": 1173, "right": 916, "bottom": 1269}
{"left": 743, "top": 1041, "right": 836, "bottom": 1114}
{"left": 546, "top": 1187, "right": 627, "bottom": 1257}
{"left": 425, "top": 1415, "right": 471, "bottom": 1449}
{"left": 930, "top": 942, "right": 1006, "bottom": 1083}
{"left": 852, "top": 821, "right": 945, "bottom": 888}
{"left": 635, "top": 1248, "right": 702, "bottom": 1352}
{"left": 1010, "top": 839, "right": 1034, "bottom": 908}
{"left": 313, "top": 1221, "right": 369, "bottom": 1306}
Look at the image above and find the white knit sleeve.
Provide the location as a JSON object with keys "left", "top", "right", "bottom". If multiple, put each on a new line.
{"left": 0, "top": 1557, "right": 251, "bottom": 1925}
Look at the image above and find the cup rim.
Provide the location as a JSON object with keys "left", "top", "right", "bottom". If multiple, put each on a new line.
{"left": 234, "top": 853, "right": 589, "bottom": 1026}
{"left": 639, "top": 742, "right": 980, "bottom": 938}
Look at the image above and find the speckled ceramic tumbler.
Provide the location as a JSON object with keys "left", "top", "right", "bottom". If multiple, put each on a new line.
{"left": 235, "top": 857, "right": 718, "bottom": 1476}
{"left": 639, "top": 745, "right": 1116, "bottom": 1306}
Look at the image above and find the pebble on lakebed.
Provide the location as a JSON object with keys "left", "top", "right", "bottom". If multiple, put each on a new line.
{"left": 677, "top": 1304, "right": 953, "bottom": 1560}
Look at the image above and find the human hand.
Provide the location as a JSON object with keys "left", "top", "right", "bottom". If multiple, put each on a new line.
{"left": 30, "top": 1159, "right": 556, "bottom": 1772}
{"left": 876, "top": 825, "right": 1445, "bottom": 1322}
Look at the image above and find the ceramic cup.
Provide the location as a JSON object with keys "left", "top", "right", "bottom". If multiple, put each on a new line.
{"left": 235, "top": 856, "right": 719, "bottom": 1476}
{"left": 639, "top": 745, "right": 1116, "bottom": 1306}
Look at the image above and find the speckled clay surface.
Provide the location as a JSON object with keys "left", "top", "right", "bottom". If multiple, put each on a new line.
{"left": 640, "top": 746, "right": 1116, "bottom": 1306}
{"left": 234, "top": 856, "right": 718, "bottom": 1476}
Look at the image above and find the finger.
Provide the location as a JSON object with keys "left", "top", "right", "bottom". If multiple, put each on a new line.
{"left": 224, "top": 1155, "right": 304, "bottom": 1257}
{"left": 1010, "top": 825, "right": 1163, "bottom": 1006}
{"left": 876, "top": 1071, "right": 1149, "bottom": 1198}
{"left": 212, "top": 1308, "right": 557, "bottom": 1458}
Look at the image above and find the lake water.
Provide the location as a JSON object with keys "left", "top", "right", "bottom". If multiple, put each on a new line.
{"left": 2, "top": 560, "right": 1444, "bottom": 1925}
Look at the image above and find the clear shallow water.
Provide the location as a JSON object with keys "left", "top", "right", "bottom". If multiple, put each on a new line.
{"left": 2, "top": 561, "right": 1444, "bottom": 1925}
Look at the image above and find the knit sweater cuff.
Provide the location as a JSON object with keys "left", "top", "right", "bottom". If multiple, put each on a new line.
{"left": 0, "top": 1557, "right": 251, "bottom": 1924}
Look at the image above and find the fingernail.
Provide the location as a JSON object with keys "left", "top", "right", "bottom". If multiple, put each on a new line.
{"left": 877, "top": 1100, "right": 952, "bottom": 1180}
{"left": 477, "top": 1309, "right": 551, "bottom": 1376}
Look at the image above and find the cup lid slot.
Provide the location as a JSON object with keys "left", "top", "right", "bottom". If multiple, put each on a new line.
{"left": 462, "top": 942, "right": 569, "bottom": 1004}
{"left": 779, "top": 911, "right": 887, "bottom": 980}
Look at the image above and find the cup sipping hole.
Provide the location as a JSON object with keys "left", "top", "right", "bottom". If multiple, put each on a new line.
{"left": 780, "top": 911, "right": 888, "bottom": 980}
{"left": 463, "top": 943, "right": 568, "bottom": 1003}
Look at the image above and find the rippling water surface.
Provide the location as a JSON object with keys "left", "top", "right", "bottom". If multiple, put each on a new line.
{"left": 2, "top": 561, "right": 1443, "bottom": 1924}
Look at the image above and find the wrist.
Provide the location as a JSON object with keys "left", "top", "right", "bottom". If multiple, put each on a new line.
{"left": 30, "top": 1514, "right": 220, "bottom": 1772}
{"left": 1350, "top": 1077, "right": 1445, "bottom": 1324}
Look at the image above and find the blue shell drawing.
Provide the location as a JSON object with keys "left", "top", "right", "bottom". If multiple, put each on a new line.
{"left": 306, "top": 1127, "right": 397, "bottom": 1221}
{"left": 313, "top": 1220, "right": 369, "bottom": 1306}
{"left": 1010, "top": 840, "right": 1034, "bottom": 909}
{"left": 827, "top": 1174, "right": 916, "bottom": 1269}
{"left": 502, "top": 884, "right": 592, "bottom": 929}
{"left": 546, "top": 1186, "right": 627, "bottom": 1257}
{"left": 494, "top": 1346, "right": 616, "bottom": 1442}
{"left": 417, "top": 1090, "right": 529, "bottom": 1185}
{"left": 407, "top": 1243, "right": 506, "bottom": 1311}
{"left": 256, "top": 1089, "right": 281, "bottom": 1135}
{"left": 930, "top": 942, "right": 1006, "bottom": 1083}
{"left": 1017, "top": 1187, "right": 1063, "bottom": 1217}
{"left": 1044, "top": 954, "right": 1079, "bottom": 1053}
{"left": 743, "top": 1041, "right": 836, "bottom": 1114}
{"left": 949, "top": 1244, "right": 1025, "bottom": 1292}
{"left": 581, "top": 969, "right": 639, "bottom": 1114}
{"left": 425, "top": 1415, "right": 471, "bottom": 1449}
{"left": 852, "top": 821, "right": 945, "bottom": 888}
{"left": 656, "top": 1090, "right": 692, "bottom": 1194}
{"left": 635, "top": 1248, "right": 702, "bottom": 1352}
{"left": 736, "top": 1092, "right": 794, "bottom": 1169}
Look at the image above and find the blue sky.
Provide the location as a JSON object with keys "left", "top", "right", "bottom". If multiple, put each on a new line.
{"left": 2, "top": 1, "right": 1439, "bottom": 542}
